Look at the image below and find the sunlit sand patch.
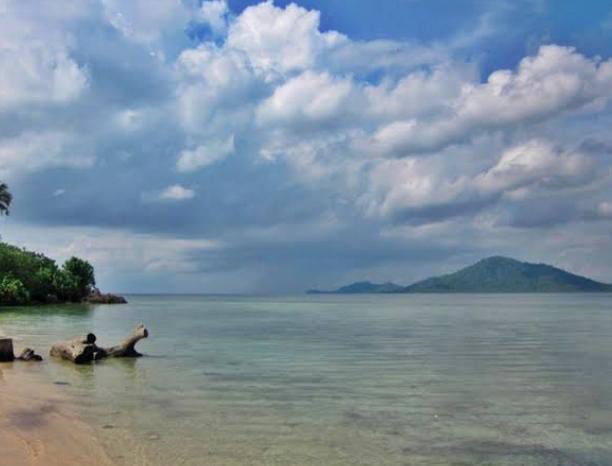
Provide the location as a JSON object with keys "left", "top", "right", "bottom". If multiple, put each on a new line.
{"left": 0, "top": 363, "right": 115, "bottom": 466}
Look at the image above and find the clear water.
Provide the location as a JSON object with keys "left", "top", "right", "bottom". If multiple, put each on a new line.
{"left": 2, "top": 294, "right": 612, "bottom": 465}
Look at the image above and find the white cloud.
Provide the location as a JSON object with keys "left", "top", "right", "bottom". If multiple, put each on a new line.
{"left": 369, "top": 45, "right": 612, "bottom": 157}
{"left": 226, "top": 1, "right": 345, "bottom": 75}
{"left": 476, "top": 139, "right": 595, "bottom": 194}
{"left": 359, "top": 139, "right": 599, "bottom": 220}
{"left": 156, "top": 184, "right": 196, "bottom": 202}
{"left": 0, "top": 131, "right": 94, "bottom": 177}
{"left": 363, "top": 64, "right": 475, "bottom": 120}
{"left": 597, "top": 201, "right": 612, "bottom": 219}
{"left": 176, "top": 136, "right": 235, "bottom": 172}
{"left": 176, "top": 44, "right": 256, "bottom": 135}
{"left": 101, "top": 0, "right": 192, "bottom": 47}
{"left": 257, "top": 71, "right": 354, "bottom": 126}
{"left": 199, "top": 0, "right": 230, "bottom": 36}
{"left": 0, "top": 3, "right": 88, "bottom": 110}
{"left": 115, "top": 108, "right": 144, "bottom": 131}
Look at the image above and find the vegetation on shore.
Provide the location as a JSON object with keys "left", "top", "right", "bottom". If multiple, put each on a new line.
{"left": 0, "top": 243, "right": 96, "bottom": 305}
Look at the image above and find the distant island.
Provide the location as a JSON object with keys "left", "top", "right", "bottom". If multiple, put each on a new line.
{"left": 307, "top": 256, "right": 612, "bottom": 294}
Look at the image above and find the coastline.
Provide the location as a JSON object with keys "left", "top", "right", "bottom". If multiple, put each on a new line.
{"left": 0, "top": 350, "right": 115, "bottom": 465}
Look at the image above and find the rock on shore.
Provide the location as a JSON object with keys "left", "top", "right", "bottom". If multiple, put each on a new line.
{"left": 85, "top": 289, "right": 127, "bottom": 304}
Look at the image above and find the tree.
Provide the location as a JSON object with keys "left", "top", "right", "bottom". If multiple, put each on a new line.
{"left": 62, "top": 256, "right": 96, "bottom": 299}
{"left": 0, "top": 183, "right": 12, "bottom": 216}
{"left": 0, "top": 276, "right": 30, "bottom": 305}
{"left": 53, "top": 271, "right": 81, "bottom": 302}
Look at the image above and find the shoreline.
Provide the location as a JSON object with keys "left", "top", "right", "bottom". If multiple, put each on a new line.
{"left": 0, "top": 356, "right": 115, "bottom": 465}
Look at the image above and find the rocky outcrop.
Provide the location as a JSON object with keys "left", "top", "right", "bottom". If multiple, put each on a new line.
{"left": 85, "top": 288, "right": 127, "bottom": 304}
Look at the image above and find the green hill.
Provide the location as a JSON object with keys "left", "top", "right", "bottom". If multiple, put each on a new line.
{"left": 308, "top": 256, "right": 612, "bottom": 294}
{"left": 406, "top": 256, "right": 612, "bottom": 293}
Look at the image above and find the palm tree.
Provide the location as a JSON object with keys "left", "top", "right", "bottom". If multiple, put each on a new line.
{"left": 0, "top": 183, "right": 12, "bottom": 216}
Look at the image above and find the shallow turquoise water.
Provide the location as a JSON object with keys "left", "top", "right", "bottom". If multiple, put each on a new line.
{"left": 2, "top": 294, "right": 612, "bottom": 465}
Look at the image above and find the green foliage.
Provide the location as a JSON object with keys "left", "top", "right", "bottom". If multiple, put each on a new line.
{"left": 53, "top": 270, "right": 81, "bottom": 302}
{"left": 0, "top": 276, "right": 30, "bottom": 305}
{"left": 62, "top": 256, "right": 95, "bottom": 297}
{"left": 0, "top": 242, "right": 97, "bottom": 305}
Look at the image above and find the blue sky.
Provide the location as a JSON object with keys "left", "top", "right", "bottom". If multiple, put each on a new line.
{"left": 1, "top": 0, "right": 612, "bottom": 293}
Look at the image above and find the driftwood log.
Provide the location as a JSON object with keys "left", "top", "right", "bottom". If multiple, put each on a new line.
{"left": 17, "top": 348, "right": 43, "bottom": 361}
{"left": 50, "top": 324, "right": 148, "bottom": 364}
{"left": 0, "top": 338, "right": 15, "bottom": 362}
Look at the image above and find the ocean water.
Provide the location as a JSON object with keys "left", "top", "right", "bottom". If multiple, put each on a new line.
{"left": 2, "top": 294, "right": 612, "bottom": 465}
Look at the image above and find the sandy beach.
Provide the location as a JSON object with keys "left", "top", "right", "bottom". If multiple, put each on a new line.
{"left": 0, "top": 360, "right": 115, "bottom": 466}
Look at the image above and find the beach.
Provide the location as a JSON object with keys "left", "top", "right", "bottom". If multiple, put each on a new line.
{"left": 0, "top": 351, "right": 114, "bottom": 466}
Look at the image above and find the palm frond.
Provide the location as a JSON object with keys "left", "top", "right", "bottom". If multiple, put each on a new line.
{"left": 0, "top": 182, "right": 12, "bottom": 215}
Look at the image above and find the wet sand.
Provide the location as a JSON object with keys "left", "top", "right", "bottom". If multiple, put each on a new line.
{"left": 0, "top": 362, "right": 115, "bottom": 466}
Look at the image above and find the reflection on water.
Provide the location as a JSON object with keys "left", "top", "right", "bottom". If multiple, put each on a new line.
{"left": 2, "top": 294, "right": 612, "bottom": 465}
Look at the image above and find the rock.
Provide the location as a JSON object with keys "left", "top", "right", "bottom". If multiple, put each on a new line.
{"left": 85, "top": 288, "right": 127, "bottom": 304}
{"left": 16, "top": 347, "right": 43, "bottom": 361}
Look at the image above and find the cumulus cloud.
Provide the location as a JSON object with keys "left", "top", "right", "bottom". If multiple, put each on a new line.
{"left": 476, "top": 140, "right": 595, "bottom": 194}
{"left": 0, "top": 3, "right": 88, "bottom": 110}
{"left": 226, "top": 1, "right": 345, "bottom": 75}
{"left": 257, "top": 71, "right": 354, "bottom": 126}
{"left": 369, "top": 45, "right": 612, "bottom": 157}
{"left": 176, "top": 137, "right": 235, "bottom": 172}
{"left": 359, "top": 139, "right": 599, "bottom": 222}
{"left": 170, "top": 2, "right": 612, "bottom": 231}
{"left": 199, "top": 0, "right": 230, "bottom": 36}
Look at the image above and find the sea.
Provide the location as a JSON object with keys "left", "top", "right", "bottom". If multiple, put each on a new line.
{"left": 1, "top": 293, "right": 612, "bottom": 465}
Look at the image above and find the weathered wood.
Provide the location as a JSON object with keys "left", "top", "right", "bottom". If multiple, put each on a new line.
{"left": 50, "top": 325, "right": 148, "bottom": 364}
{"left": 16, "top": 347, "right": 43, "bottom": 361}
{"left": 0, "top": 338, "right": 15, "bottom": 362}
{"left": 99, "top": 323, "right": 148, "bottom": 358}
{"left": 50, "top": 333, "right": 98, "bottom": 364}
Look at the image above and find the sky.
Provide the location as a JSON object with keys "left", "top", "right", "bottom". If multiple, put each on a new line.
{"left": 1, "top": 0, "right": 612, "bottom": 293}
